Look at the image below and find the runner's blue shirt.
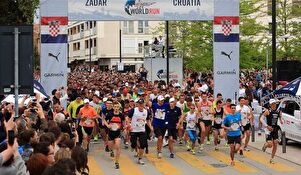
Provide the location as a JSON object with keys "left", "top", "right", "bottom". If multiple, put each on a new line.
{"left": 152, "top": 102, "right": 169, "bottom": 128}
{"left": 223, "top": 112, "right": 242, "bottom": 137}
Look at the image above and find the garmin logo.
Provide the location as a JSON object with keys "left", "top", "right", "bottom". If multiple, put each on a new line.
{"left": 44, "top": 72, "right": 64, "bottom": 77}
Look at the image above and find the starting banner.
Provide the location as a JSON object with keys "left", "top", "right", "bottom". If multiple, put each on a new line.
{"left": 68, "top": 0, "right": 214, "bottom": 21}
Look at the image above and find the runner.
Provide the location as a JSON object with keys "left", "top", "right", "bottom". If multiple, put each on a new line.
{"left": 102, "top": 101, "right": 125, "bottom": 169}
{"left": 198, "top": 92, "right": 213, "bottom": 151}
{"left": 78, "top": 99, "right": 98, "bottom": 152}
{"left": 222, "top": 104, "right": 242, "bottom": 166}
{"left": 127, "top": 99, "right": 153, "bottom": 165}
{"left": 101, "top": 100, "right": 113, "bottom": 152}
{"left": 166, "top": 98, "right": 182, "bottom": 158}
{"left": 89, "top": 94, "right": 102, "bottom": 142}
{"left": 260, "top": 99, "right": 283, "bottom": 164}
{"left": 176, "top": 95, "right": 186, "bottom": 145}
{"left": 178, "top": 104, "right": 200, "bottom": 155}
{"left": 236, "top": 97, "right": 252, "bottom": 154}
{"left": 151, "top": 95, "right": 169, "bottom": 159}
{"left": 122, "top": 99, "right": 132, "bottom": 148}
{"left": 212, "top": 100, "right": 225, "bottom": 150}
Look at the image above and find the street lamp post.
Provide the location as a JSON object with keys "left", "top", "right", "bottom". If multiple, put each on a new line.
{"left": 272, "top": 0, "right": 277, "bottom": 90}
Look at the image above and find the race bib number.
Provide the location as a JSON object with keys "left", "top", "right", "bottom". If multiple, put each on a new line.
{"left": 155, "top": 110, "right": 165, "bottom": 120}
{"left": 136, "top": 119, "right": 145, "bottom": 128}
{"left": 230, "top": 123, "right": 240, "bottom": 131}
{"left": 203, "top": 114, "right": 211, "bottom": 120}
{"left": 187, "top": 120, "right": 196, "bottom": 129}
{"left": 241, "top": 113, "right": 248, "bottom": 126}
{"left": 84, "top": 119, "right": 93, "bottom": 125}
{"left": 215, "top": 118, "right": 222, "bottom": 124}
{"left": 111, "top": 123, "right": 119, "bottom": 131}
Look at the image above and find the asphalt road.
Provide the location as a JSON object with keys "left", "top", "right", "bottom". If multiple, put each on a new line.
{"left": 87, "top": 140, "right": 301, "bottom": 175}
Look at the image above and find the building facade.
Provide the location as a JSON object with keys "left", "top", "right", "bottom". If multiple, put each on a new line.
{"left": 68, "top": 21, "right": 161, "bottom": 71}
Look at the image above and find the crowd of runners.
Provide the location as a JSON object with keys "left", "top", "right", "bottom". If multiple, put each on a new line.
{"left": 0, "top": 65, "right": 283, "bottom": 174}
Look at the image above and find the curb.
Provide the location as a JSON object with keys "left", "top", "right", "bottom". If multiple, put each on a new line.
{"left": 248, "top": 144, "right": 301, "bottom": 166}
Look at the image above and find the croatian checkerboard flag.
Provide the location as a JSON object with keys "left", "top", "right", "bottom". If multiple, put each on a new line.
{"left": 214, "top": 16, "right": 239, "bottom": 42}
{"left": 41, "top": 17, "right": 68, "bottom": 43}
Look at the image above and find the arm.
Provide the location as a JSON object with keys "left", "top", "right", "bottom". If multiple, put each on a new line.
{"left": 177, "top": 113, "right": 186, "bottom": 128}
{"left": 0, "top": 146, "right": 14, "bottom": 166}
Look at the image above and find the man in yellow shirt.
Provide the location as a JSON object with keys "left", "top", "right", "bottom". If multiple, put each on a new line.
{"left": 67, "top": 95, "right": 83, "bottom": 122}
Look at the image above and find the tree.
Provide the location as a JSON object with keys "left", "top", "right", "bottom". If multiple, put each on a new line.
{"left": 0, "top": 0, "right": 39, "bottom": 25}
{"left": 276, "top": 0, "right": 301, "bottom": 60}
{"left": 154, "top": 0, "right": 267, "bottom": 71}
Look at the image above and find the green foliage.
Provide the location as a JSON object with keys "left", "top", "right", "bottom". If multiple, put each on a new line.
{"left": 0, "top": 0, "right": 39, "bottom": 25}
{"left": 154, "top": 0, "right": 301, "bottom": 71}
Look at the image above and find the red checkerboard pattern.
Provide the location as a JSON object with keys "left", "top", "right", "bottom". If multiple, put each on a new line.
{"left": 49, "top": 24, "right": 60, "bottom": 37}
{"left": 222, "top": 21, "right": 232, "bottom": 36}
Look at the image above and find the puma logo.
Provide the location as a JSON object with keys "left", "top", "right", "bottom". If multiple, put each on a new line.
{"left": 221, "top": 51, "right": 233, "bottom": 60}
{"left": 48, "top": 52, "right": 60, "bottom": 62}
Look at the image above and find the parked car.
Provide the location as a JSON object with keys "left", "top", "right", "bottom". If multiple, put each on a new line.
{"left": 278, "top": 98, "right": 301, "bottom": 144}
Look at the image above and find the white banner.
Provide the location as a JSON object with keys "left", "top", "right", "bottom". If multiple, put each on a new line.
{"left": 144, "top": 58, "right": 183, "bottom": 83}
{"left": 40, "top": 0, "right": 68, "bottom": 95}
{"left": 213, "top": 0, "right": 240, "bottom": 101}
{"left": 68, "top": 0, "right": 214, "bottom": 21}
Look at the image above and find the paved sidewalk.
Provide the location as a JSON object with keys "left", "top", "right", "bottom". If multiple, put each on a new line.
{"left": 248, "top": 131, "right": 301, "bottom": 165}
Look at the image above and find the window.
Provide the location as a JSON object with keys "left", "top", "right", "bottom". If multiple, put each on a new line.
{"left": 282, "top": 101, "right": 300, "bottom": 116}
{"left": 85, "top": 40, "right": 89, "bottom": 49}
{"left": 90, "top": 21, "right": 93, "bottom": 29}
{"left": 73, "top": 42, "right": 80, "bottom": 51}
{"left": 90, "top": 39, "right": 92, "bottom": 47}
{"left": 81, "top": 24, "right": 84, "bottom": 31}
{"left": 123, "top": 21, "right": 128, "bottom": 34}
{"left": 128, "top": 21, "right": 134, "bottom": 34}
{"left": 93, "top": 21, "right": 96, "bottom": 27}
{"left": 138, "top": 43, "right": 143, "bottom": 53}
{"left": 138, "top": 21, "right": 144, "bottom": 33}
{"left": 94, "top": 38, "right": 97, "bottom": 47}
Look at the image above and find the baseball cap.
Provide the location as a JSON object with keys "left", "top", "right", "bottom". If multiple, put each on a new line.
{"left": 137, "top": 99, "right": 144, "bottom": 104}
{"left": 84, "top": 99, "right": 90, "bottom": 103}
{"left": 165, "top": 94, "right": 170, "bottom": 98}
{"left": 269, "top": 99, "right": 277, "bottom": 104}
{"left": 158, "top": 95, "right": 164, "bottom": 101}
{"left": 169, "top": 98, "right": 175, "bottom": 103}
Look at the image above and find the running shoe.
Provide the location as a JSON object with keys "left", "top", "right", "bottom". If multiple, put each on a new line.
{"left": 138, "top": 158, "right": 145, "bottom": 165}
{"left": 145, "top": 148, "right": 149, "bottom": 154}
{"left": 191, "top": 149, "right": 196, "bottom": 155}
{"left": 110, "top": 150, "right": 115, "bottom": 158}
{"left": 230, "top": 161, "right": 235, "bottom": 166}
{"left": 179, "top": 139, "right": 183, "bottom": 145}
{"left": 217, "top": 139, "right": 221, "bottom": 144}
{"left": 214, "top": 146, "right": 219, "bottom": 151}
{"left": 157, "top": 152, "right": 162, "bottom": 159}
{"left": 244, "top": 147, "right": 250, "bottom": 152}
{"left": 115, "top": 162, "right": 120, "bottom": 169}
{"left": 239, "top": 150, "right": 244, "bottom": 156}
{"left": 170, "top": 153, "right": 175, "bottom": 158}
{"left": 270, "top": 158, "right": 275, "bottom": 164}
{"left": 199, "top": 144, "right": 204, "bottom": 151}
{"left": 124, "top": 142, "right": 129, "bottom": 149}
{"left": 206, "top": 141, "right": 211, "bottom": 145}
{"left": 105, "top": 145, "right": 110, "bottom": 152}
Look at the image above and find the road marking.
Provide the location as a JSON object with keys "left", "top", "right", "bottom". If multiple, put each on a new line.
{"left": 244, "top": 151, "right": 295, "bottom": 172}
{"left": 208, "top": 151, "right": 258, "bottom": 173}
{"left": 119, "top": 154, "right": 144, "bottom": 175}
{"left": 145, "top": 153, "right": 182, "bottom": 175}
{"left": 88, "top": 156, "right": 105, "bottom": 175}
{"left": 177, "top": 152, "right": 220, "bottom": 174}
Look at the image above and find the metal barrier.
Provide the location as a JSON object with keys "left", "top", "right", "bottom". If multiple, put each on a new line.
{"left": 282, "top": 131, "right": 286, "bottom": 153}
{"left": 251, "top": 125, "right": 255, "bottom": 142}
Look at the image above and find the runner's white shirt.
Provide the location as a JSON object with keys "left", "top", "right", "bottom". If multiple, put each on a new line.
{"left": 129, "top": 107, "right": 148, "bottom": 133}
{"left": 236, "top": 105, "right": 250, "bottom": 126}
